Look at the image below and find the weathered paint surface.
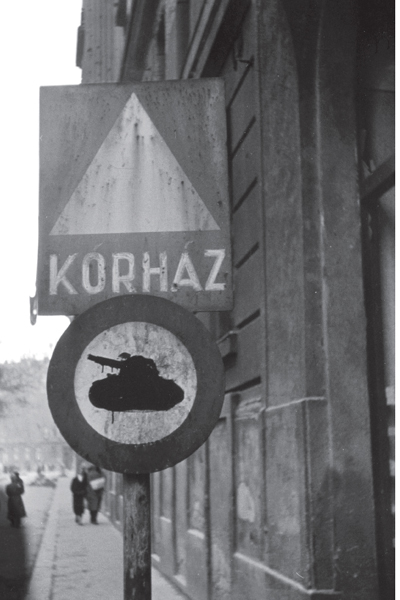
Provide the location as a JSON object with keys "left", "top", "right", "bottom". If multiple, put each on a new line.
{"left": 74, "top": 322, "right": 197, "bottom": 444}
{"left": 51, "top": 92, "right": 219, "bottom": 235}
{"left": 124, "top": 473, "right": 151, "bottom": 600}
{"left": 209, "top": 401, "right": 233, "bottom": 600}
{"left": 38, "top": 79, "right": 231, "bottom": 315}
{"left": 47, "top": 294, "right": 225, "bottom": 474}
{"left": 48, "top": 249, "right": 226, "bottom": 296}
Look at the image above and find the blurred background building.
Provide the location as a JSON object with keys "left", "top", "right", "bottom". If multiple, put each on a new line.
{"left": 74, "top": 1, "right": 394, "bottom": 599}
{"left": 0, "top": 358, "right": 74, "bottom": 474}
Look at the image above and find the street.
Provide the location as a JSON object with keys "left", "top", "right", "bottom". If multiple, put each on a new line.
{"left": 0, "top": 476, "right": 186, "bottom": 600}
{"left": 0, "top": 478, "right": 54, "bottom": 600}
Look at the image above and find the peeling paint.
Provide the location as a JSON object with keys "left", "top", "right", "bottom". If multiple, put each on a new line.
{"left": 74, "top": 321, "right": 197, "bottom": 444}
{"left": 237, "top": 482, "right": 255, "bottom": 523}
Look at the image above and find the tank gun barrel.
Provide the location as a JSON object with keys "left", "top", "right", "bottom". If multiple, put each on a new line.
{"left": 87, "top": 354, "right": 124, "bottom": 370}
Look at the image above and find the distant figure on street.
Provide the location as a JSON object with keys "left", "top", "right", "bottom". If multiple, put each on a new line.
{"left": 6, "top": 473, "right": 26, "bottom": 528}
{"left": 70, "top": 468, "right": 88, "bottom": 525}
{"left": 14, "top": 471, "right": 24, "bottom": 490}
{"left": 86, "top": 465, "right": 105, "bottom": 524}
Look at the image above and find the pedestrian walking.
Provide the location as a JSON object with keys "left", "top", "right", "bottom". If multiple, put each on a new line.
{"left": 14, "top": 471, "right": 24, "bottom": 490}
{"left": 70, "top": 468, "right": 87, "bottom": 525}
{"left": 86, "top": 465, "right": 105, "bottom": 524}
{"left": 6, "top": 473, "right": 26, "bottom": 528}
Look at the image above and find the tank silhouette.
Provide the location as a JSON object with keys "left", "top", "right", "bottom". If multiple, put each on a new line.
{"left": 87, "top": 353, "right": 184, "bottom": 412}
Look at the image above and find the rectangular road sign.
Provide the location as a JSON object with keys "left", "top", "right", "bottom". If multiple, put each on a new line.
{"left": 37, "top": 80, "right": 232, "bottom": 315}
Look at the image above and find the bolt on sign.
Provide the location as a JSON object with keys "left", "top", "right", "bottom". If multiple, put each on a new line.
{"left": 47, "top": 295, "right": 225, "bottom": 473}
{"left": 37, "top": 80, "right": 232, "bottom": 315}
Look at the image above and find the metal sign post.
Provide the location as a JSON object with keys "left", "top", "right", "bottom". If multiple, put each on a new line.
{"left": 124, "top": 474, "right": 151, "bottom": 600}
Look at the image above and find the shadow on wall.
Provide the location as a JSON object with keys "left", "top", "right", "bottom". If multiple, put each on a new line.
{"left": 316, "top": 465, "right": 383, "bottom": 599}
{"left": 0, "top": 475, "right": 27, "bottom": 600}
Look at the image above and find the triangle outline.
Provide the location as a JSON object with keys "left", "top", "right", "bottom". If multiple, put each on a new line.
{"left": 41, "top": 84, "right": 136, "bottom": 232}
{"left": 134, "top": 80, "right": 227, "bottom": 227}
{"left": 50, "top": 92, "right": 220, "bottom": 236}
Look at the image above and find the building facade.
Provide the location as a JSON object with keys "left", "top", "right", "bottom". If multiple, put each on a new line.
{"left": 77, "top": 1, "right": 394, "bottom": 599}
{"left": 0, "top": 358, "right": 75, "bottom": 473}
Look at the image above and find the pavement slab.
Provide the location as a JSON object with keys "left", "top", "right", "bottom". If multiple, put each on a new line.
{"left": 26, "top": 477, "right": 187, "bottom": 600}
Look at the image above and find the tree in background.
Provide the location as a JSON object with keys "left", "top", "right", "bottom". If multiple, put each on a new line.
{"left": 0, "top": 358, "right": 72, "bottom": 472}
{"left": 0, "top": 357, "right": 49, "bottom": 416}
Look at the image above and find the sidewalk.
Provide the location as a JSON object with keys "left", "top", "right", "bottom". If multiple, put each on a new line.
{"left": 26, "top": 478, "right": 187, "bottom": 600}
{"left": 0, "top": 480, "right": 54, "bottom": 600}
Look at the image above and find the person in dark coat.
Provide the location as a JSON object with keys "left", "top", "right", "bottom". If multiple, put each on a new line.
{"left": 6, "top": 473, "right": 26, "bottom": 528}
{"left": 70, "top": 468, "right": 87, "bottom": 524}
{"left": 86, "top": 465, "right": 104, "bottom": 524}
{"left": 14, "top": 472, "right": 24, "bottom": 491}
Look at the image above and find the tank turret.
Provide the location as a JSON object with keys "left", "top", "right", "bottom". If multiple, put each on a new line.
{"left": 87, "top": 353, "right": 184, "bottom": 413}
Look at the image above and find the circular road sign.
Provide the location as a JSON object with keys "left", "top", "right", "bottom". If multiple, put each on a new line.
{"left": 47, "top": 294, "right": 225, "bottom": 474}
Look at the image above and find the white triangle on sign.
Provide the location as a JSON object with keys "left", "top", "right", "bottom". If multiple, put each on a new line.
{"left": 50, "top": 93, "right": 220, "bottom": 235}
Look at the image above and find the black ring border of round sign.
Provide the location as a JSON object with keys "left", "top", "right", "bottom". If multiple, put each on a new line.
{"left": 47, "top": 294, "right": 225, "bottom": 474}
